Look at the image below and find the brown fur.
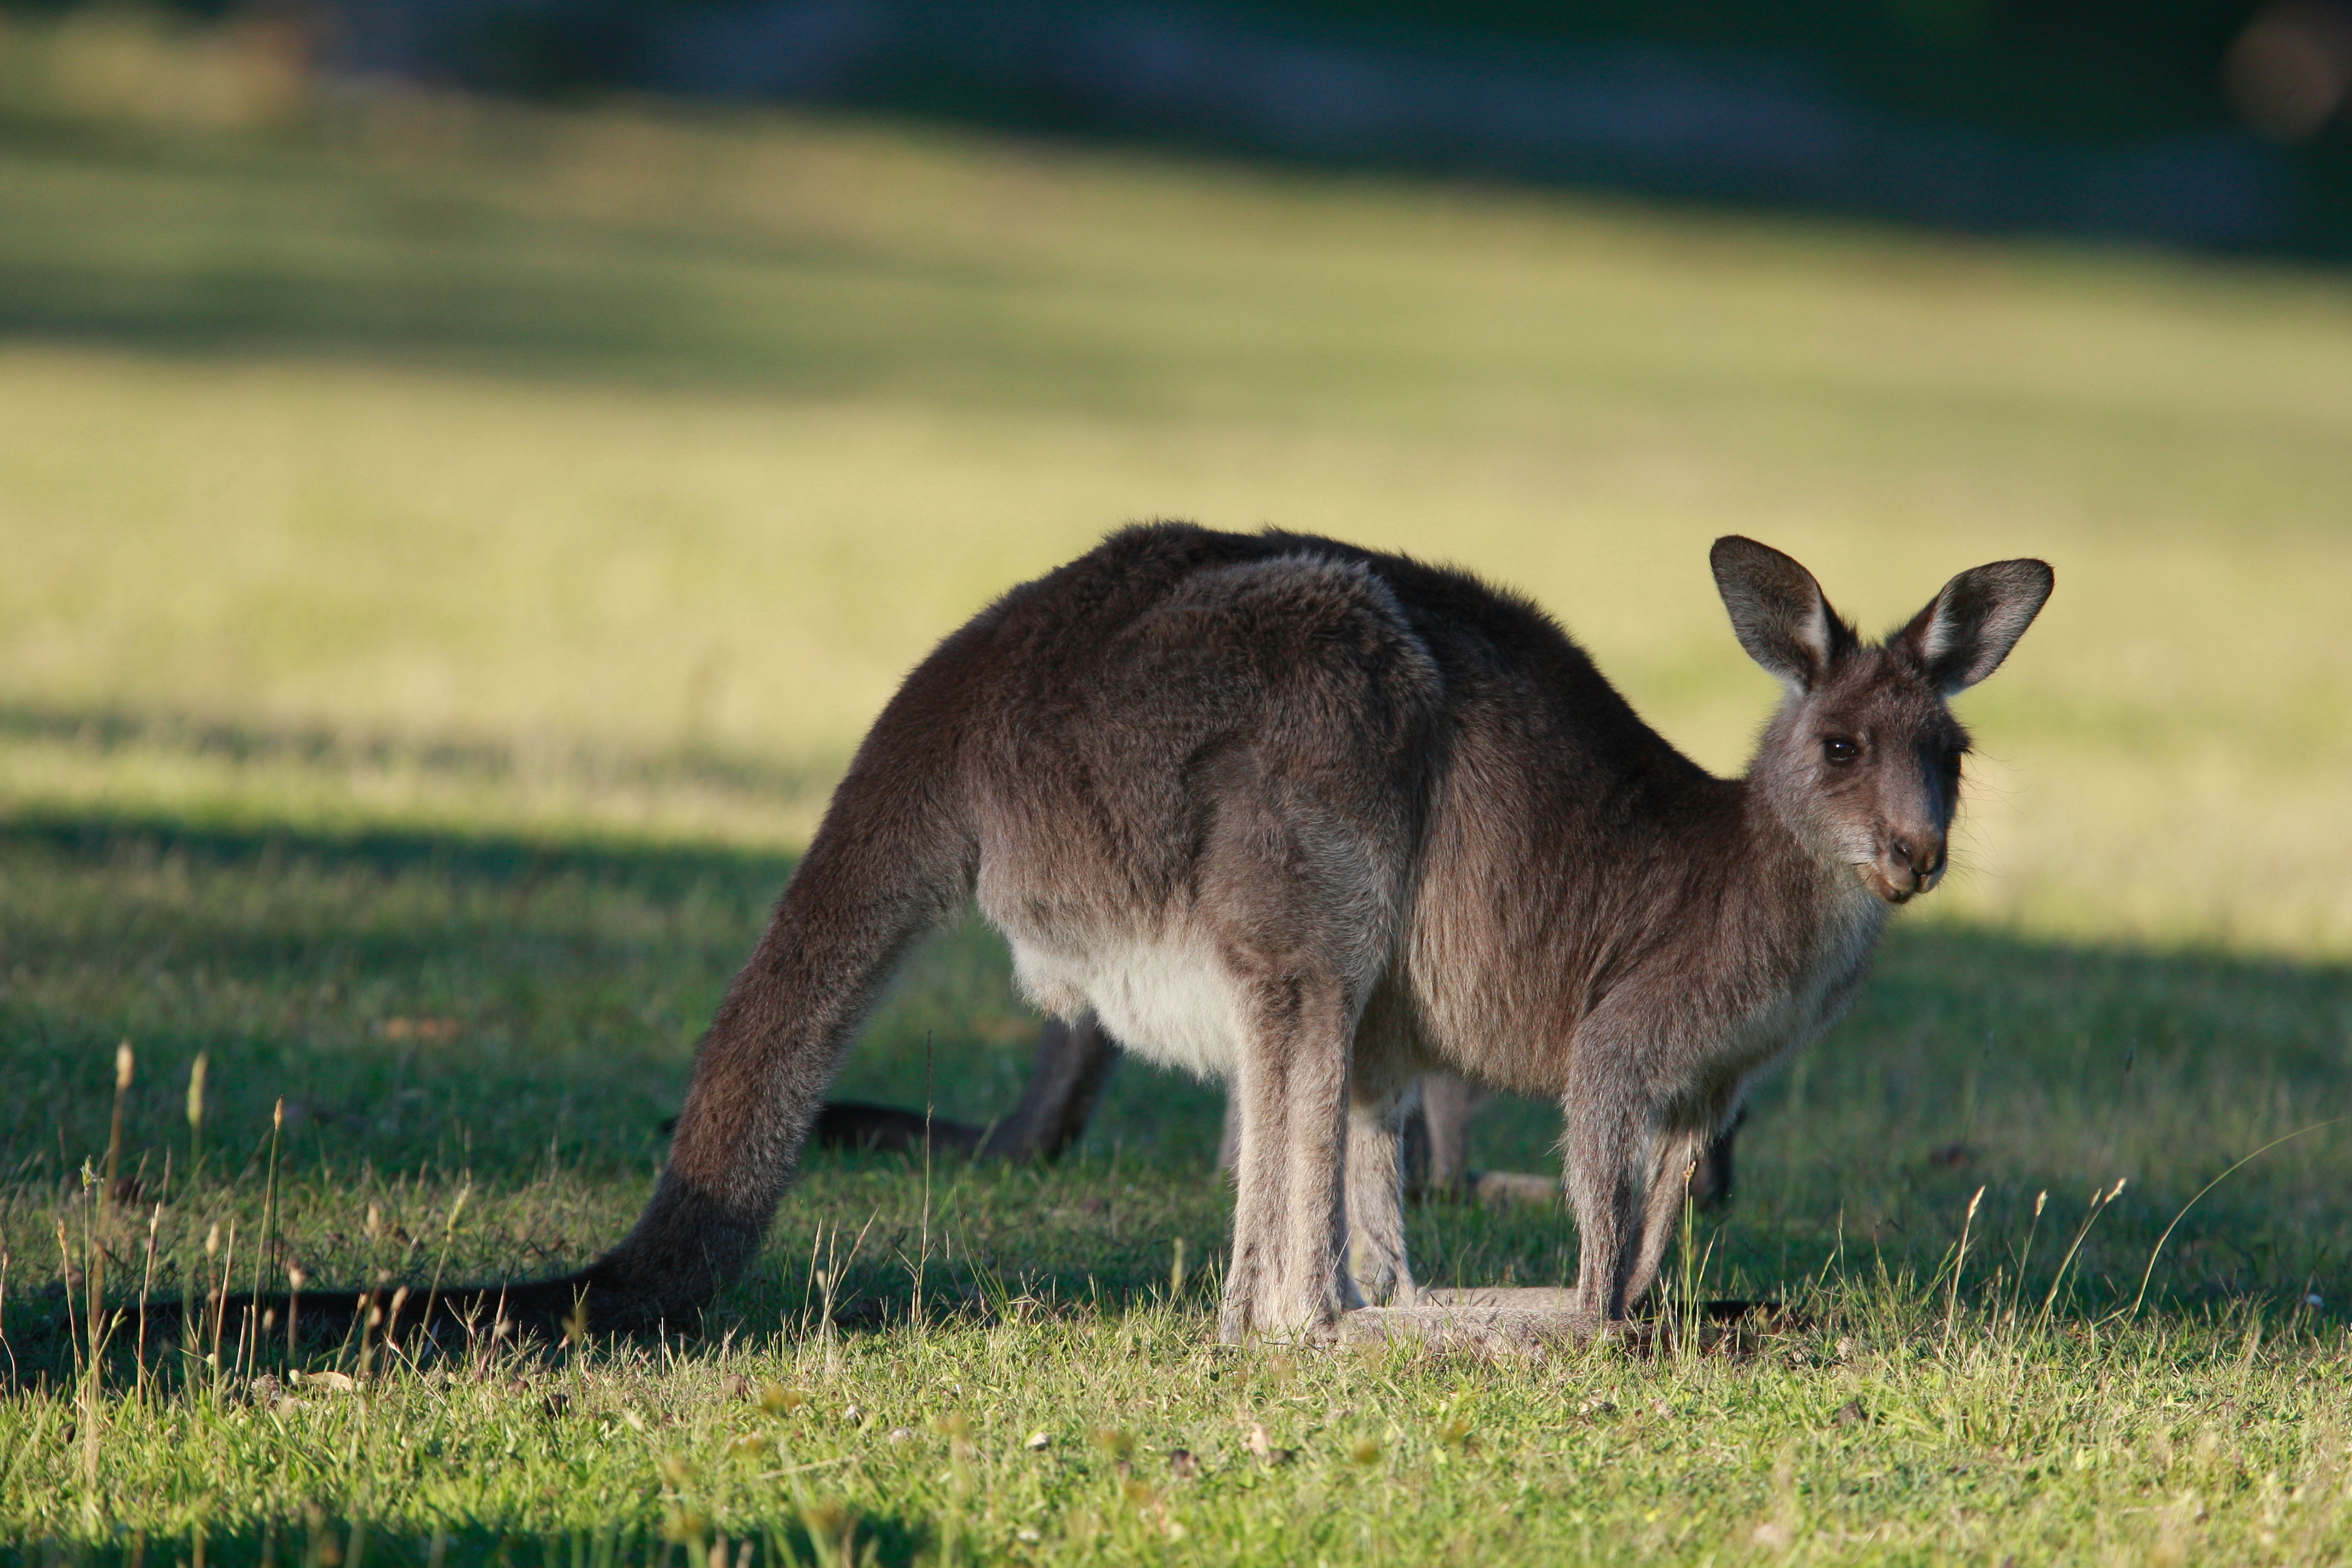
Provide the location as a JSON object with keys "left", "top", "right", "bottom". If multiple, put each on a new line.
{"left": 420, "top": 524, "right": 2049, "bottom": 1341}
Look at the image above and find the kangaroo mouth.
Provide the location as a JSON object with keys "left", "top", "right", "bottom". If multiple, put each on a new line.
{"left": 1857, "top": 863, "right": 1926, "bottom": 905}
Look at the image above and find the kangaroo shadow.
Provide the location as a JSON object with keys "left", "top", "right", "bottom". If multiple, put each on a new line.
{"left": 7, "top": 1514, "right": 932, "bottom": 1568}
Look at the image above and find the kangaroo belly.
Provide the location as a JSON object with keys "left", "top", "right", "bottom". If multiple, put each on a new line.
{"left": 1004, "top": 933, "right": 1240, "bottom": 1080}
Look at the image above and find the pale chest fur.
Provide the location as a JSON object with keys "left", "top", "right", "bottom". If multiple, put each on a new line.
{"left": 1721, "top": 876, "right": 1889, "bottom": 1077}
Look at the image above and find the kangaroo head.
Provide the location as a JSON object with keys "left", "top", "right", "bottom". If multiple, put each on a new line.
{"left": 1710, "top": 537, "right": 2054, "bottom": 905}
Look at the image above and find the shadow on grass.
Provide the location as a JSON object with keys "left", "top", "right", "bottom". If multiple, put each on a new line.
{"left": 6, "top": 1514, "right": 933, "bottom": 1567}
{"left": 0, "top": 800, "right": 796, "bottom": 898}
{"left": 0, "top": 111, "right": 1191, "bottom": 414}
{"left": 4, "top": 803, "right": 2348, "bottom": 1371}
{"left": 0, "top": 699, "right": 847, "bottom": 810}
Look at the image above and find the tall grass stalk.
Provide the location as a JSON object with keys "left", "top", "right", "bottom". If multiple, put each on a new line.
{"left": 1673, "top": 1164, "right": 1703, "bottom": 1362}
{"left": 0, "top": 1250, "right": 15, "bottom": 1394}
{"left": 814, "top": 1215, "right": 877, "bottom": 1380}
{"left": 288, "top": 1266, "right": 305, "bottom": 1361}
{"left": 2036, "top": 1179, "right": 2126, "bottom": 1334}
{"left": 2128, "top": 1116, "right": 2347, "bottom": 1318}
{"left": 420, "top": 1183, "right": 471, "bottom": 1337}
{"left": 103, "top": 1043, "right": 131, "bottom": 1215}
{"left": 184, "top": 1051, "right": 207, "bottom": 1194}
{"left": 52, "top": 1219, "right": 86, "bottom": 1462}
{"left": 136, "top": 1203, "right": 160, "bottom": 1397}
{"left": 799, "top": 1223, "right": 826, "bottom": 1343}
{"left": 916, "top": 1034, "right": 933, "bottom": 1332}
{"left": 2007, "top": 1190, "right": 2048, "bottom": 1326}
{"left": 208, "top": 1220, "right": 235, "bottom": 1390}
{"left": 248, "top": 1097, "right": 284, "bottom": 1379}
{"left": 1942, "top": 1186, "right": 1985, "bottom": 1353}
{"left": 75, "top": 1043, "right": 134, "bottom": 1462}
{"left": 181, "top": 1221, "right": 215, "bottom": 1391}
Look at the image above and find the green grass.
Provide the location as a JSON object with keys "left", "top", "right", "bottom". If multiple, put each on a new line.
{"left": 3, "top": 12, "right": 2352, "bottom": 1562}
{"left": 5, "top": 820, "right": 2352, "bottom": 1563}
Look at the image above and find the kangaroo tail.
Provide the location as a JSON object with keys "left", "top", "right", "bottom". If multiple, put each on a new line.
{"left": 62, "top": 659, "right": 984, "bottom": 1355}
{"left": 562, "top": 705, "right": 979, "bottom": 1333}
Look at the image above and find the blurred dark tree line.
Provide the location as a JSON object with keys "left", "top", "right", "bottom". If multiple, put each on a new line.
{"left": 11, "top": 0, "right": 2352, "bottom": 255}
{"left": 1279, "top": 1, "right": 2259, "bottom": 142}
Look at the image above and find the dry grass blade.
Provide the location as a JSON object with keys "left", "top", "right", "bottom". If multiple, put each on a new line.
{"left": 2128, "top": 1117, "right": 2349, "bottom": 1319}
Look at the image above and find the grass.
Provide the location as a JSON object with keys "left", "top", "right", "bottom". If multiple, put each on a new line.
{"left": 7, "top": 818, "right": 2352, "bottom": 1564}
{"left": 2, "top": 11, "right": 2351, "bottom": 1562}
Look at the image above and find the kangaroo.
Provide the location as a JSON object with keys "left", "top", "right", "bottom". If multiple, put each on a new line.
{"left": 517, "top": 521, "right": 2050, "bottom": 1343}
{"left": 175, "top": 523, "right": 2028, "bottom": 1356}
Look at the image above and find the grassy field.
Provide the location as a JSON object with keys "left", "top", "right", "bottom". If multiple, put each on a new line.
{"left": 3, "top": 13, "right": 2352, "bottom": 1563}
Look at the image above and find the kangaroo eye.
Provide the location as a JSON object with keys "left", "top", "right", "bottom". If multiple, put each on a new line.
{"left": 1823, "top": 737, "right": 1859, "bottom": 764}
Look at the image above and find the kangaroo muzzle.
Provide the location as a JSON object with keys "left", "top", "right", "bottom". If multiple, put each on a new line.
{"left": 1861, "top": 830, "right": 1945, "bottom": 903}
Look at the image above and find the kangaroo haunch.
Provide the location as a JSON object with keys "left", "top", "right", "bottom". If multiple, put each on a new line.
{"left": 489, "top": 523, "right": 2052, "bottom": 1341}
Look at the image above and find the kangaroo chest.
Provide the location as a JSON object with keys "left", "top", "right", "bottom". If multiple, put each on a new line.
{"left": 1722, "top": 887, "right": 1888, "bottom": 1074}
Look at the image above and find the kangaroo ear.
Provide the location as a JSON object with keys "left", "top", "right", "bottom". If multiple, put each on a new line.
{"left": 1899, "top": 559, "right": 2054, "bottom": 694}
{"left": 1710, "top": 536, "right": 1854, "bottom": 691}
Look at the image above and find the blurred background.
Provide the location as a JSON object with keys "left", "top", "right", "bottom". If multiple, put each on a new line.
{"left": 5, "top": 0, "right": 2348, "bottom": 941}
{"left": 26, "top": 0, "right": 2352, "bottom": 249}
{"left": 0, "top": 1, "right": 2346, "bottom": 1198}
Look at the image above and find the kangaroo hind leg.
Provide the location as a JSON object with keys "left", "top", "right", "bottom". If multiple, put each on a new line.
{"left": 1220, "top": 964, "right": 1363, "bottom": 1344}
{"left": 1343, "top": 990, "right": 1422, "bottom": 1309}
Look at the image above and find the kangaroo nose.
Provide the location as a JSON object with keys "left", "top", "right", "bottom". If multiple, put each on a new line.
{"left": 1889, "top": 834, "right": 1945, "bottom": 886}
